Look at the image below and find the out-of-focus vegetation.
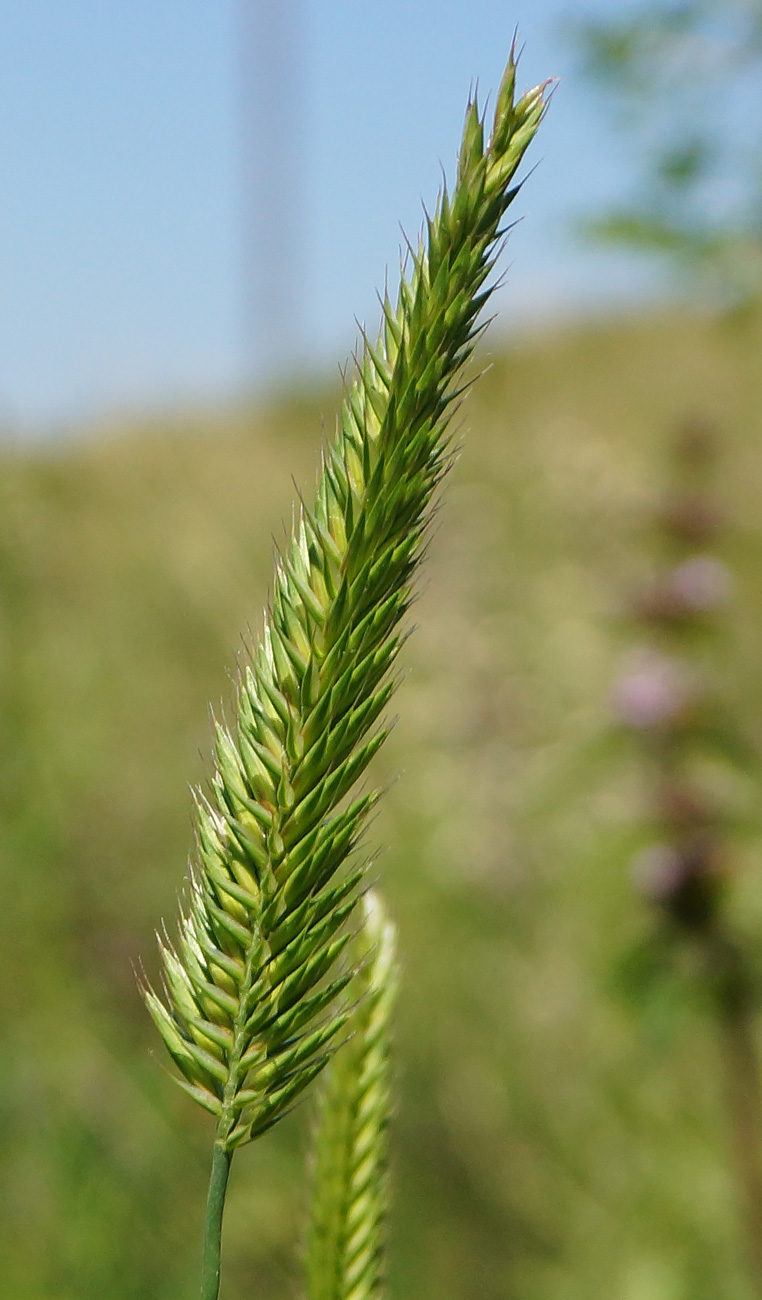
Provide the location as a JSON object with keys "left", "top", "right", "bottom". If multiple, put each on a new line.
{"left": 575, "top": 0, "right": 762, "bottom": 302}
{"left": 3, "top": 303, "right": 762, "bottom": 1299}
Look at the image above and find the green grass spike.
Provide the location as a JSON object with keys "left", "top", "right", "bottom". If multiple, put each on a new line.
{"left": 305, "top": 890, "right": 398, "bottom": 1300}
{"left": 144, "top": 48, "right": 547, "bottom": 1155}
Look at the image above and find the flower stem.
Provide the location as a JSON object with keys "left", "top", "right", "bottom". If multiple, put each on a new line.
{"left": 712, "top": 935, "right": 762, "bottom": 1297}
{"left": 200, "top": 1143, "right": 232, "bottom": 1300}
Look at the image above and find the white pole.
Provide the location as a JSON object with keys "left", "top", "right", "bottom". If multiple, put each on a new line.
{"left": 238, "top": 0, "right": 305, "bottom": 388}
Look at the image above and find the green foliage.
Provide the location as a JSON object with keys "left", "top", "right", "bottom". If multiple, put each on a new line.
{"left": 574, "top": 0, "right": 762, "bottom": 301}
{"left": 305, "top": 891, "right": 398, "bottom": 1300}
{"left": 144, "top": 50, "right": 548, "bottom": 1157}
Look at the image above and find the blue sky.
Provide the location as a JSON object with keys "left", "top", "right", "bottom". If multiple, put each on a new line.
{"left": 0, "top": 1, "right": 660, "bottom": 436}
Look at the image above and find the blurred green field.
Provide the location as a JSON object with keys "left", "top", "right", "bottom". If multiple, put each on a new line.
{"left": 3, "top": 304, "right": 762, "bottom": 1300}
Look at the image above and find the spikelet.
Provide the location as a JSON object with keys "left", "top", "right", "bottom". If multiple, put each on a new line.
{"left": 144, "top": 50, "right": 548, "bottom": 1155}
{"left": 305, "top": 891, "right": 397, "bottom": 1300}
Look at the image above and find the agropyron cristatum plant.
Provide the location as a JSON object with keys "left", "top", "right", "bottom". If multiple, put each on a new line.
{"left": 305, "top": 890, "right": 398, "bottom": 1300}
{"left": 144, "top": 47, "right": 548, "bottom": 1300}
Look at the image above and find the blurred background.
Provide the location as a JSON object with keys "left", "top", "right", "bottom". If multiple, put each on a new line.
{"left": 3, "top": 2, "right": 762, "bottom": 1297}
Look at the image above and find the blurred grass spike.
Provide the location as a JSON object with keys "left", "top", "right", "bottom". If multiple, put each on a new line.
{"left": 143, "top": 43, "right": 548, "bottom": 1300}
{"left": 305, "top": 890, "right": 398, "bottom": 1300}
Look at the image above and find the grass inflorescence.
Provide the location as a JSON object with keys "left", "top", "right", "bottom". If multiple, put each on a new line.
{"left": 305, "top": 891, "right": 398, "bottom": 1300}
{"left": 143, "top": 46, "right": 548, "bottom": 1299}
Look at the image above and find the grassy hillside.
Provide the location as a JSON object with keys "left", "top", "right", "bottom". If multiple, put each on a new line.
{"left": 3, "top": 304, "right": 762, "bottom": 1300}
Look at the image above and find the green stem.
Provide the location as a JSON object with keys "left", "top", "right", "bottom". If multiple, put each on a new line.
{"left": 718, "top": 991, "right": 762, "bottom": 1295}
{"left": 721, "top": 1007, "right": 762, "bottom": 1297}
{"left": 708, "top": 930, "right": 762, "bottom": 1299}
{"left": 200, "top": 1143, "right": 232, "bottom": 1300}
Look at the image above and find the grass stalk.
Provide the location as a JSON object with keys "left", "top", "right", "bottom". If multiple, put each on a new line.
{"left": 201, "top": 1143, "right": 232, "bottom": 1300}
